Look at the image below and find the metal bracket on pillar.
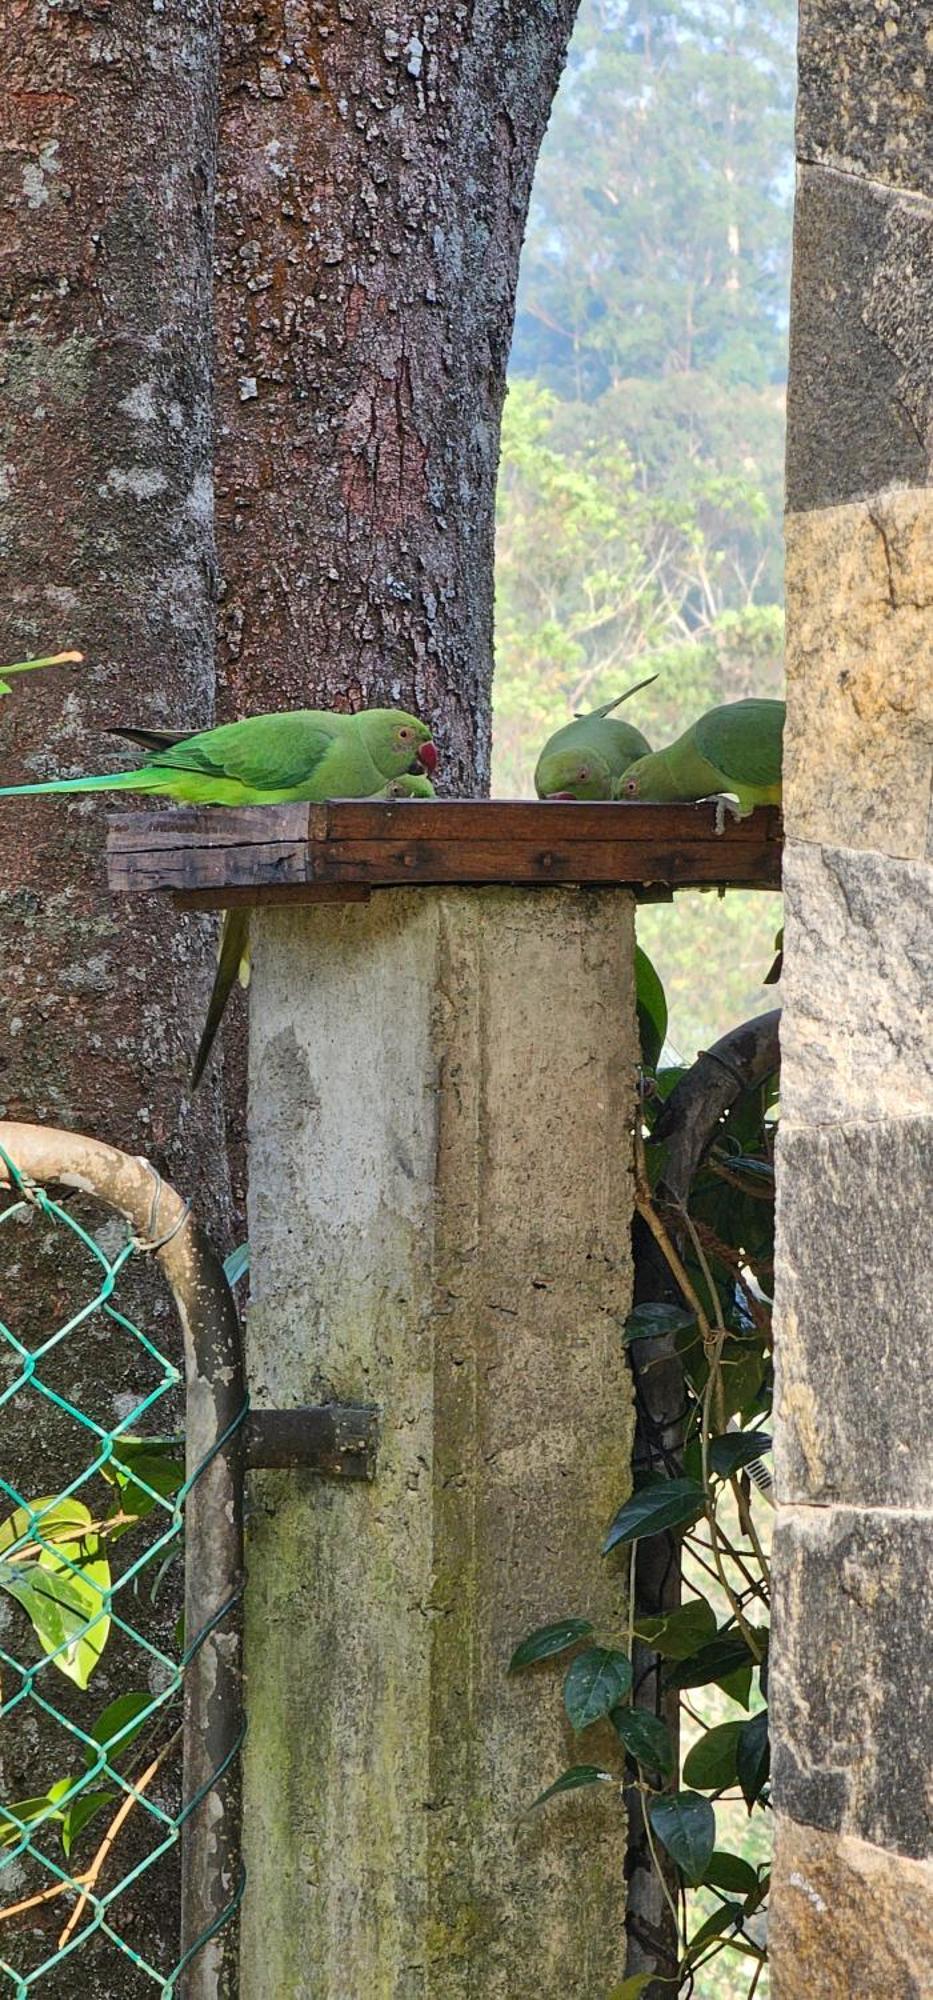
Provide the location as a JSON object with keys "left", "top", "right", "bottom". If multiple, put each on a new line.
{"left": 244, "top": 1403, "right": 380, "bottom": 1481}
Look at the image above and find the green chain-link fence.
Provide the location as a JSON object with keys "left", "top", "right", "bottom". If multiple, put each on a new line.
{"left": 0, "top": 1130, "right": 244, "bottom": 1998}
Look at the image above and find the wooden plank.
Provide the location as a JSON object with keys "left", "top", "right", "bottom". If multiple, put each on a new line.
{"left": 107, "top": 800, "right": 783, "bottom": 904}
{"left": 307, "top": 798, "right": 780, "bottom": 845}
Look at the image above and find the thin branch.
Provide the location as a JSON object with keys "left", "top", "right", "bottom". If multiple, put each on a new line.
{"left": 57, "top": 1724, "right": 182, "bottom": 1949}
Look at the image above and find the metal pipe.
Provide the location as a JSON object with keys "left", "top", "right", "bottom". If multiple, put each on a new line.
{"left": 0, "top": 1122, "right": 244, "bottom": 2000}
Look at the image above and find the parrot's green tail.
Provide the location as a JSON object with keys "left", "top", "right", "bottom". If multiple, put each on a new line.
{"left": 0, "top": 769, "right": 150, "bottom": 800}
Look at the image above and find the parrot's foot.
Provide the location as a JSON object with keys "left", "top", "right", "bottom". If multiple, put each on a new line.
{"left": 702, "top": 792, "right": 743, "bottom": 836}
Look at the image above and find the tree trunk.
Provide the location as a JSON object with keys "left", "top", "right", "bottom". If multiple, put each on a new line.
{"left": 215, "top": 0, "right": 582, "bottom": 790}
{"left": 0, "top": 1, "right": 227, "bottom": 1218}
{"left": 0, "top": 9, "right": 230, "bottom": 1990}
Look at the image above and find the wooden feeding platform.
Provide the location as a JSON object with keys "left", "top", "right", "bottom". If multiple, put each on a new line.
{"left": 106, "top": 798, "right": 782, "bottom": 908}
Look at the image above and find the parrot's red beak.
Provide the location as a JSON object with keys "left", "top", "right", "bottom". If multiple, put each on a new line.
{"left": 417, "top": 740, "right": 438, "bottom": 773}
{"left": 544, "top": 790, "right": 577, "bottom": 800}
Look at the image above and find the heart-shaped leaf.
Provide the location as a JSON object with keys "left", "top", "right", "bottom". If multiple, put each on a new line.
{"left": 648, "top": 1790, "right": 716, "bottom": 1884}
{"left": 702, "top": 1849, "right": 760, "bottom": 1897}
{"left": 609, "top": 1705, "right": 674, "bottom": 1776}
{"left": 564, "top": 1646, "right": 632, "bottom": 1730}
{"left": 683, "top": 1720, "right": 742, "bottom": 1791}
{"left": 665, "top": 1632, "right": 759, "bottom": 1692}
{"left": 634, "top": 1597, "right": 716, "bottom": 1659}
{"left": 603, "top": 1479, "right": 705, "bottom": 1554}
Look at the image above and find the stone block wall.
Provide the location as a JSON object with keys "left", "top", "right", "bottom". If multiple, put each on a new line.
{"left": 772, "top": 5, "right": 933, "bottom": 1992}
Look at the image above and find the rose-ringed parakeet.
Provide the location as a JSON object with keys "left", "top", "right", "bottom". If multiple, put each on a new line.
{"left": 614, "top": 698, "right": 784, "bottom": 829}
{"left": 191, "top": 770, "right": 437, "bottom": 1086}
{"left": 0, "top": 706, "right": 437, "bottom": 803}
{"left": 0, "top": 650, "right": 83, "bottom": 696}
{"left": 534, "top": 675, "right": 657, "bottom": 800}
{"left": 0, "top": 704, "right": 438, "bottom": 1079}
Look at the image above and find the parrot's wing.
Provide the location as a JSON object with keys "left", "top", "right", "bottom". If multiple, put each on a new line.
{"left": 149, "top": 714, "right": 336, "bottom": 793}
{"left": 192, "top": 907, "right": 251, "bottom": 1089}
{"left": 693, "top": 700, "right": 784, "bottom": 789}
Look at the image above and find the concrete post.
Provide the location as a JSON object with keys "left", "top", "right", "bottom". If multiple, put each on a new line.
{"left": 772, "top": 7, "right": 933, "bottom": 1992}
{"left": 240, "top": 887, "right": 636, "bottom": 1998}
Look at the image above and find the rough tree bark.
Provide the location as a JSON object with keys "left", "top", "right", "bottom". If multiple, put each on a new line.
{"left": 215, "top": 0, "right": 582, "bottom": 789}
{"left": 0, "top": 7, "right": 230, "bottom": 1991}
{"left": 0, "top": 2, "right": 228, "bottom": 1216}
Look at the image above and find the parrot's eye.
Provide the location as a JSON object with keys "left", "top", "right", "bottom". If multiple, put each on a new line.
{"left": 398, "top": 726, "right": 413, "bottom": 742}
{"left": 625, "top": 777, "right": 637, "bottom": 795}
{"left": 580, "top": 765, "right": 589, "bottom": 779}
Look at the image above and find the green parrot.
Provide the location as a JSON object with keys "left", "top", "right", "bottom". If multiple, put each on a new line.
{"left": 0, "top": 649, "right": 83, "bottom": 695}
{"left": 534, "top": 675, "right": 657, "bottom": 800}
{"left": 0, "top": 706, "right": 437, "bottom": 804}
{"left": 191, "top": 769, "right": 438, "bottom": 1088}
{"left": 614, "top": 698, "right": 784, "bottom": 829}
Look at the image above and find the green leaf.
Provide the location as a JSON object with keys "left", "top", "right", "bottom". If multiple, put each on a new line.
{"left": 634, "top": 1597, "right": 716, "bottom": 1660}
{"left": 85, "top": 1691, "right": 156, "bottom": 1770}
{"left": 718, "top": 1337, "right": 767, "bottom": 1423}
{"left": 603, "top": 1479, "right": 705, "bottom": 1554}
{"left": 609, "top": 1705, "right": 674, "bottom": 1776}
{"left": 0, "top": 1793, "right": 66, "bottom": 1846}
{"left": 717, "top": 1663, "right": 755, "bottom": 1709}
{"left": 508, "top": 1619, "right": 593, "bottom": 1673}
{"left": 606, "top": 1978, "right": 651, "bottom": 2000}
{"left": 709, "top": 1431, "right": 772, "bottom": 1477}
{"left": 103, "top": 1437, "right": 184, "bottom": 1529}
{"left": 223, "top": 1241, "right": 250, "bottom": 1288}
{"left": 647, "top": 1790, "right": 716, "bottom": 1884}
{"left": 736, "top": 1708, "right": 770, "bottom": 1807}
{"left": 703, "top": 1850, "right": 760, "bottom": 1897}
{"left": 665, "top": 1633, "right": 757, "bottom": 1692}
{"left": 683, "top": 1720, "right": 742, "bottom": 1791}
{"left": 621, "top": 1301, "right": 695, "bottom": 1345}
{"left": 0, "top": 1497, "right": 91, "bottom": 1560}
{"left": 0, "top": 1501, "right": 110, "bottom": 1689}
{"left": 684, "top": 1901, "right": 744, "bottom": 1961}
{"left": 635, "top": 945, "right": 667, "bottom": 1069}
{"left": 61, "top": 1789, "right": 117, "bottom": 1858}
{"left": 563, "top": 1646, "right": 632, "bottom": 1730}
{"left": 528, "top": 1765, "right": 613, "bottom": 1812}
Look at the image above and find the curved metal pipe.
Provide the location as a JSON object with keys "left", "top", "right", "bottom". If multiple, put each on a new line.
{"left": 0, "top": 1122, "right": 244, "bottom": 2000}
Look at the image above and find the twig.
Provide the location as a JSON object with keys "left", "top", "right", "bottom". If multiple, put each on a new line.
{"left": 57, "top": 1725, "right": 182, "bottom": 1948}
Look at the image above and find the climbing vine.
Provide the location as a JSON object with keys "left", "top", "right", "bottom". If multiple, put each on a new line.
{"left": 511, "top": 950, "right": 776, "bottom": 1997}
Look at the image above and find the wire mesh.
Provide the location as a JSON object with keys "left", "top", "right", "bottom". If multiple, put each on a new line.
{"left": 0, "top": 1141, "right": 243, "bottom": 1996}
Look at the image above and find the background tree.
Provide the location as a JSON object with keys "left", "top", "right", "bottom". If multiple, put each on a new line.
{"left": 0, "top": 6, "right": 229, "bottom": 1988}
{"left": 494, "top": 0, "right": 794, "bottom": 1050}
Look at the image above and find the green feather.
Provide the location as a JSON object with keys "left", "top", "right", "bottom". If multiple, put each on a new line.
{"left": 535, "top": 675, "right": 655, "bottom": 799}
{"left": 615, "top": 699, "right": 784, "bottom": 816}
{"left": 0, "top": 707, "right": 434, "bottom": 806}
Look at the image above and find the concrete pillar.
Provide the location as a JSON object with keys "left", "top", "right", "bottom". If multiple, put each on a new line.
{"left": 772, "top": 7, "right": 933, "bottom": 1992}
{"left": 240, "top": 887, "right": 636, "bottom": 1998}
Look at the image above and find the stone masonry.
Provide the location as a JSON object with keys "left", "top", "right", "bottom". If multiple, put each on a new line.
{"left": 772, "top": 4, "right": 933, "bottom": 1993}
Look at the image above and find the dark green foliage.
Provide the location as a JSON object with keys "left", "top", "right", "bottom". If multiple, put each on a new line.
{"left": 510, "top": 936, "right": 776, "bottom": 1993}
{"left": 508, "top": 1618, "right": 594, "bottom": 1671}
